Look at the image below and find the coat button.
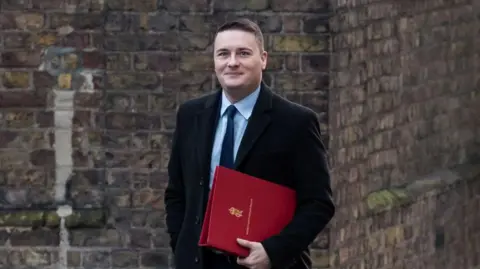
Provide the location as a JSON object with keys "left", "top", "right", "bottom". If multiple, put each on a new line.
{"left": 194, "top": 256, "right": 199, "bottom": 263}
{"left": 199, "top": 180, "right": 203, "bottom": 186}
{"left": 195, "top": 216, "right": 199, "bottom": 224}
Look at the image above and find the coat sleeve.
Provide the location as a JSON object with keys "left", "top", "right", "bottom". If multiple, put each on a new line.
{"left": 261, "top": 111, "right": 335, "bottom": 267}
{"left": 164, "top": 105, "right": 186, "bottom": 254}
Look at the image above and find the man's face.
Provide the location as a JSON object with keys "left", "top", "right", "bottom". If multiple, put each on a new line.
{"left": 213, "top": 30, "right": 267, "bottom": 92}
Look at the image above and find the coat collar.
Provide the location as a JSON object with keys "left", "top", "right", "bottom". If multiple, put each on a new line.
{"left": 195, "top": 81, "right": 274, "bottom": 175}
{"left": 203, "top": 81, "right": 273, "bottom": 113}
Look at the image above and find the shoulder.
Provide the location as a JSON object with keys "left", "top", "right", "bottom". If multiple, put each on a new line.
{"left": 270, "top": 92, "right": 318, "bottom": 125}
{"left": 176, "top": 91, "right": 218, "bottom": 119}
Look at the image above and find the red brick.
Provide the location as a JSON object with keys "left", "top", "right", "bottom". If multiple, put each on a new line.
{"left": 83, "top": 52, "right": 105, "bottom": 69}
{"left": 0, "top": 51, "right": 42, "bottom": 68}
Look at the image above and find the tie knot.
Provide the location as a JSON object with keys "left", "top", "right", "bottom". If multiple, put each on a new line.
{"left": 225, "top": 105, "right": 237, "bottom": 119}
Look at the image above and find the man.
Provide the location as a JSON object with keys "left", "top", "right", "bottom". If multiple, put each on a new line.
{"left": 164, "top": 18, "right": 335, "bottom": 269}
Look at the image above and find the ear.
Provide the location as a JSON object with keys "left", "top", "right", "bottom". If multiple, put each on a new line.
{"left": 261, "top": 50, "right": 268, "bottom": 70}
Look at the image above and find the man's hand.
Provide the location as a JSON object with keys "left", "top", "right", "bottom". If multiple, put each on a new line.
{"left": 236, "top": 238, "right": 271, "bottom": 269}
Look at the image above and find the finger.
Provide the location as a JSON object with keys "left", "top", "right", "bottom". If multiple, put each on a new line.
{"left": 237, "top": 238, "right": 254, "bottom": 248}
{"left": 236, "top": 256, "right": 250, "bottom": 267}
{"left": 237, "top": 255, "right": 257, "bottom": 266}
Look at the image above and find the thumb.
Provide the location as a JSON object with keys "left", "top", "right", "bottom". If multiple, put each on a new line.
{"left": 237, "top": 238, "right": 254, "bottom": 248}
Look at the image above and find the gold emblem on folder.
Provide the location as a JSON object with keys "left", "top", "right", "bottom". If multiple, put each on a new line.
{"left": 229, "top": 207, "right": 243, "bottom": 218}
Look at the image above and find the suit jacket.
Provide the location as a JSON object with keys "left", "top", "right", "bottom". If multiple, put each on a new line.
{"left": 164, "top": 82, "right": 335, "bottom": 269}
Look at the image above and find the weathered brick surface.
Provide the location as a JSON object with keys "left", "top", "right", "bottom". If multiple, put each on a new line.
{"left": 328, "top": 0, "right": 480, "bottom": 269}
{"left": 0, "top": 0, "right": 330, "bottom": 268}
{"left": 0, "top": 0, "right": 479, "bottom": 268}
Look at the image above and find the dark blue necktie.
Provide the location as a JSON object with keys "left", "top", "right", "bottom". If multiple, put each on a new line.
{"left": 219, "top": 105, "right": 237, "bottom": 169}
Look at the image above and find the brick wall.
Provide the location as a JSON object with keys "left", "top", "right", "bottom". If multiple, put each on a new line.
{"left": 0, "top": 0, "right": 331, "bottom": 268}
{"left": 328, "top": 0, "right": 480, "bottom": 269}
{"left": 0, "top": 0, "right": 479, "bottom": 269}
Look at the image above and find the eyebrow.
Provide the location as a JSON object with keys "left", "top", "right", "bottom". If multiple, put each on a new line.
{"left": 215, "top": 47, "right": 253, "bottom": 53}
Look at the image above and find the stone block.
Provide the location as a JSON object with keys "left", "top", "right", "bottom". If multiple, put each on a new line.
{"left": 0, "top": 91, "right": 48, "bottom": 108}
{"left": 385, "top": 226, "right": 405, "bottom": 246}
{"left": 30, "top": 0, "right": 64, "bottom": 10}
{"left": 272, "top": 35, "right": 328, "bottom": 52}
{"left": 106, "top": 52, "right": 132, "bottom": 71}
{"left": 310, "top": 249, "right": 330, "bottom": 268}
{"left": 1, "top": 51, "right": 42, "bottom": 68}
{"left": 180, "top": 14, "right": 223, "bottom": 33}
{"left": 140, "top": 251, "right": 170, "bottom": 267}
{"left": 366, "top": 189, "right": 411, "bottom": 214}
{"left": 303, "top": 16, "right": 330, "bottom": 33}
{"left": 146, "top": 12, "right": 178, "bottom": 31}
{"left": 179, "top": 53, "right": 212, "bottom": 71}
{"left": 4, "top": 0, "right": 30, "bottom": 10}
{"left": 105, "top": 73, "right": 161, "bottom": 90}
{"left": 0, "top": 209, "right": 106, "bottom": 228}
{"left": 74, "top": 92, "right": 103, "bottom": 109}
{"left": 213, "top": 0, "right": 269, "bottom": 11}
{"left": 132, "top": 188, "right": 163, "bottom": 209}
{"left": 134, "top": 53, "right": 179, "bottom": 71}
{"left": 280, "top": 15, "right": 301, "bottom": 33}
{"left": 302, "top": 55, "right": 329, "bottom": 73}
{"left": 7, "top": 250, "right": 55, "bottom": 267}
{"left": 1, "top": 111, "right": 36, "bottom": 129}
{"left": 129, "top": 228, "right": 151, "bottom": 248}
{"left": 0, "top": 13, "right": 16, "bottom": 29}
{"left": 265, "top": 54, "right": 285, "bottom": 71}
{"left": 106, "top": 188, "right": 131, "bottom": 208}
{"left": 9, "top": 229, "right": 60, "bottom": 246}
{"left": 60, "top": 32, "right": 91, "bottom": 48}
{"left": 82, "top": 251, "right": 111, "bottom": 268}
{"left": 222, "top": 14, "right": 283, "bottom": 33}
{"left": 49, "top": 13, "right": 103, "bottom": 31}
{"left": 163, "top": 72, "right": 213, "bottom": 93}
{"left": 276, "top": 73, "right": 329, "bottom": 91}
{"left": 105, "top": 12, "right": 143, "bottom": 32}
{"left": 68, "top": 188, "right": 104, "bottom": 209}
{"left": 32, "top": 32, "right": 57, "bottom": 46}
{"left": 1, "top": 167, "right": 51, "bottom": 187}
{"left": 57, "top": 73, "right": 72, "bottom": 89}
{"left": 70, "top": 229, "right": 123, "bottom": 247}
{"left": 3, "top": 32, "right": 32, "bottom": 49}
{"left": 14, "top": 13, "right": 45, "bottom": 30}
{"left": 112, "top": 250, "right": 139, "bottom": 267}
{"left": 164, "top": 0, "right": 210, "bottom": 12}
{"left": 106, "top": 0, "right": 158, "bottom": 11}
{"left": 178, "top": 32, "right": 213, "bottom": 51}
{"left": 67, "top": 251, "right": 81, "bottom": 267}
{"left": 0, "top": 211, "right": 44, "bottom": 227}
{"left": 33, "top": 71, "right": 56, "bottom": 90}
{"left": 271, "top": 0, "right": 330, "bottom": 12}
{"left": 1, "top": 71, "right": 30, "bottom": 88}
{"left": 150, "top": 93, "right": 177, "bottom": 112}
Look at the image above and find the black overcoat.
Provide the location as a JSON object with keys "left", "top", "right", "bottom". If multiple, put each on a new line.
{"left": 164, "top": 82, "right": 335, "bottom": 269}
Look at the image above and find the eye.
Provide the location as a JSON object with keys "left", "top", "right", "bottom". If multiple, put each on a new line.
{"left": 239, "top": 51, "right": 250, "bottom": 56}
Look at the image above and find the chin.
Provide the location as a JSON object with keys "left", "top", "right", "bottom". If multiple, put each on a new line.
{"left": 223, "top": 81, "right": 245, "bottom": 89}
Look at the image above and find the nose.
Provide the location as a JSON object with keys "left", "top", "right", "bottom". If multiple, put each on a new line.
{"left": 227, "top": 54, "right": 239, "bottom": 67}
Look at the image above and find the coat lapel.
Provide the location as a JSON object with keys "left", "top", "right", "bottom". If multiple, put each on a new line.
{"left": 193, "top": 83, "right": 275, "bottom": 173}
{"left": 194, "top": 91, "right": 221, "bottom": 181}
{"left": 234, "top": 83, "right": 273, "bottom": 169}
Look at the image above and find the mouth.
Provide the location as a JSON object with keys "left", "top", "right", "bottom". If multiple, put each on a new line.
{"left": 225, "top": 73, "right": 243, "bottom": 76}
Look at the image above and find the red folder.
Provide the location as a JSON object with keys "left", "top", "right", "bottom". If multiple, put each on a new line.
{"left": 198, "top": 166, "right": 296, "bottom": 257}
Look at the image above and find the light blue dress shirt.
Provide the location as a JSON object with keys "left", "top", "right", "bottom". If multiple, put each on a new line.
{"left": 209, "top": 86, "right": 261, "bottom": 188}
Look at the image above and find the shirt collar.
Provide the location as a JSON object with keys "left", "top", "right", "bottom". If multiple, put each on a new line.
{"left": 220, "top": 85, "right": 260, "bottom": 120}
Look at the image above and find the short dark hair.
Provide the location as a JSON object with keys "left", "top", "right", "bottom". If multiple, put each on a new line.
{"left": 215, "top": 18, "right": 265, "bottom": 50}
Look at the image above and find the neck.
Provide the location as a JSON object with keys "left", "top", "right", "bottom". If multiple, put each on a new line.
{"left": 223, "top": 83, "right": 260, "bottom": 104}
